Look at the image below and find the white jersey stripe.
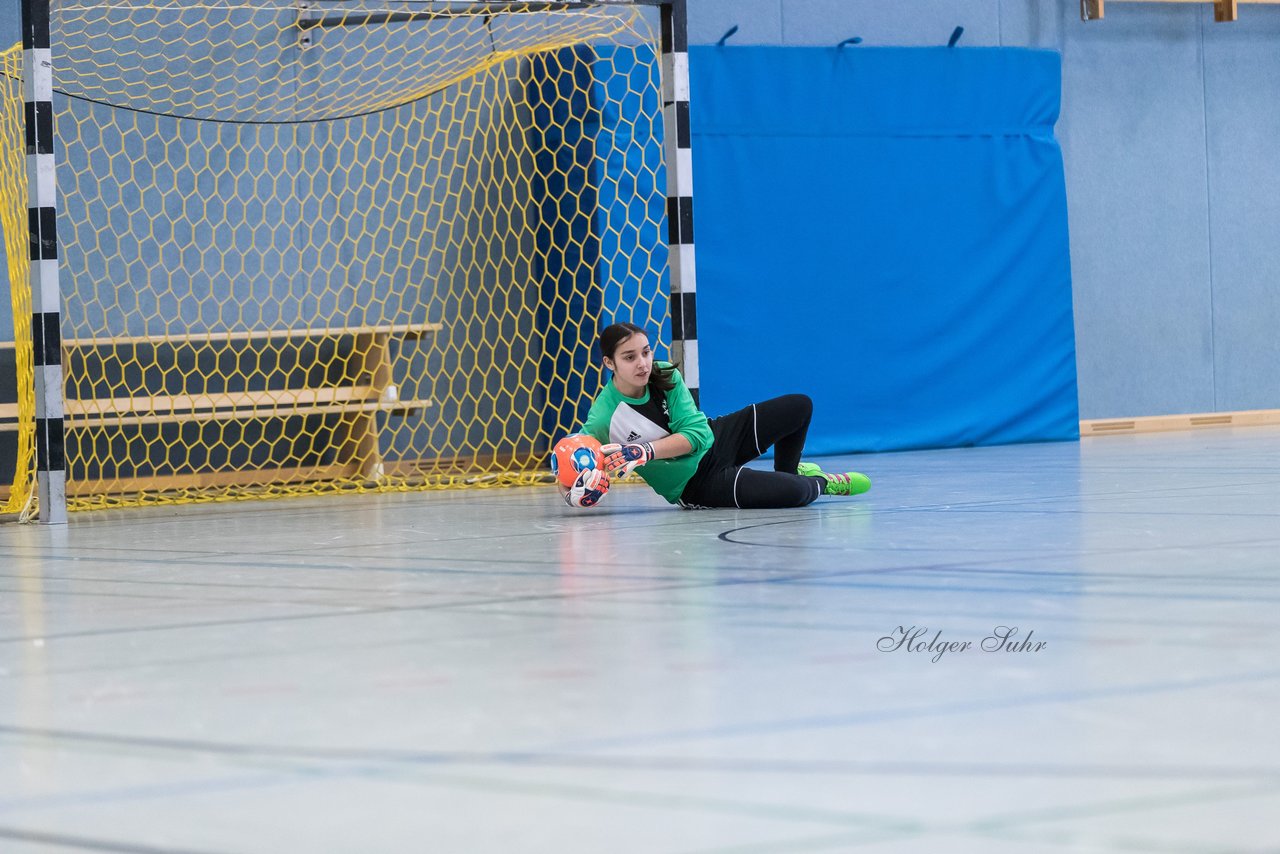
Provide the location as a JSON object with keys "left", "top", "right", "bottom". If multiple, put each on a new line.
{"left": 608, "top": 405, "right": 671, "bottom": 447}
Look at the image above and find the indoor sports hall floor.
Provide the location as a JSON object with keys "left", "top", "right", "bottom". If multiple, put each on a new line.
{"left": 1, "top": 426, "right": 1279, "bottom": 853}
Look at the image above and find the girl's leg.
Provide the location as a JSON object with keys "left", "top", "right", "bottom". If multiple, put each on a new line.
{"left": 683, "top": 465, "right": 823, "bottom": 509}
{"left": 735, "top": 468, "right": 823, "bottom": 508}
{"left": 732, "top": 394, "right": 813, "bottom": 472}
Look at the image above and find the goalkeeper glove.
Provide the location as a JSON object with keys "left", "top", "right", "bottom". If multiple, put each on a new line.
{"left": 602, "top": 441, "right": 655, "bottom": 477}
{"left": 564, "top": 468, "right": 610, "bottom": 508}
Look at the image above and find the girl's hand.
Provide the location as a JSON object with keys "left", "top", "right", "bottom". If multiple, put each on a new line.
{"left": 601, "top": 442, "right": 655, "bottom": 476}
{"left": 565, "top": 468, "right": 610, "bottom": 507}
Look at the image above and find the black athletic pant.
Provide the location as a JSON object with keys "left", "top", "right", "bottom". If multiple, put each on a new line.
{"left": 679, "top": 394, "right": 825, "bottom": 509}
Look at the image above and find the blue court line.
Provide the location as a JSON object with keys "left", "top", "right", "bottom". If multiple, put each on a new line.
{"left": 932, "top": 507, "right": 1280, "bottom": 518}
{"left": 366, "top": 767, "right": 921, "bottom": 832}
{"left": 2, "top": 512, "right": 839, "bottom": 578}
{"left": 0, "top": 824, "right": 224, "bottom": 854}
{"left": 684, "top": 781, "right": 1280, "bottom": 854}
{"left": 0, "top": 549, "right": 1113, "bottom": 645}
{"left": 0, "top": 569, "right": 498, "bottom": 596}
{"left": 0, "top": 546, "right": 703, "bottom": 584}
{"left": 965, "top": 780, "right": 1280, "bottom": 833}
{"left": 9, "top": 755, "right": 1270, "bottom": 850}
{"left": 540, "top": 665, "right": 1280, "bottom": 753}
{"left": 0, "top": 564, "right": 894, "bottom": 645}
{"left": 0, "top": 618, "right": 560, "bottom": 680}
{"left": 719, "top": 514, "right": 1280, "bottom": 551}
{"left": 0, "top": 468, "right": 1255, "bottom": 553}
{"left": 0, "top": 583, "right": 383, "bottom": 609}
{"left": 681, "top": 828, "right": 912, "bottom": 854}
{"left": 6, "top": 542, "right": 1279, "bottom": 597}
{"left": 3, "top": 725, "right": 1277, "bottom": 781}
{"left": 2, "top": 546, "right": 1273, "bottom": 645}
{"left": 0, "top": 771, "right": 300, "bottom": 816}
{"left": 796, "top": 566, "right": 1280, "bottom": 591}
{"left": 0, "top": 750, "right": 921, "bottom": 836}
{"left": 765, "top": 577, "right": 1280, "bottom": 604}
{"left": 454, "top": 594, "right": 1279, "bottom": 636}
{"left": 885, "top": 565, "right": 1280, "bottom": 584}
{"left": 427, "top": 603, "right": 1262, "bottom": 653}
{"left": 570, "top": 587, "right": 1278, "bottom": 624}
{"left": 5, "top": 583, "right": 1263, "bottom": 679}
{"left": 3, "top": 729, "right": 1275, "bottom": 845}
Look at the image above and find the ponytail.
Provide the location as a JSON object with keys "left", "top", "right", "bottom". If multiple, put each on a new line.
{"left": 647, "top": 361, "right": 677, "bottom": 394}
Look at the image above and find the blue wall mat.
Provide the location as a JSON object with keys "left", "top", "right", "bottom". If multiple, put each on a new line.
{"left": 691, "top": 46, "right": 1078, "bottom": 454}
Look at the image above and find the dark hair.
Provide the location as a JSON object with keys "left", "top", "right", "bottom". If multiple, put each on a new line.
{"left": 598, "top": 322, "right": 677, "bottom": 394}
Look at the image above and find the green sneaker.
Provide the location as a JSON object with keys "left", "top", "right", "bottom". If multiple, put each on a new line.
{"left": 796, "top": 462, "right": 871, "bottom": 496}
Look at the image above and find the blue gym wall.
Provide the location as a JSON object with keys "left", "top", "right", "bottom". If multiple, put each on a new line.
{"left": 677, "top": 0, "right": 1280, "bottom": 419}
{"left": 691, "top": 46, "right": 1078, "bottom": 452}
{"left": 4, "top": 0, "right": 1280, "bottom": 421}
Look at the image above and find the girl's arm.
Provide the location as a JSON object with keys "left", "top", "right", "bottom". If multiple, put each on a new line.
{"left": 602, "top": 432, "right": 694, "bottom": 475}
{"left": 648, "top": 433, "right": 693, "bottom": 459}
{"left": 664, "top": 369, "right": 713, "bottom": 455}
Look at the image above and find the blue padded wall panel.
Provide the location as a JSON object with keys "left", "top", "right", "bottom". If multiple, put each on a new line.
{"left": 691, "top": 46, "right": 1078, "bottom": 454}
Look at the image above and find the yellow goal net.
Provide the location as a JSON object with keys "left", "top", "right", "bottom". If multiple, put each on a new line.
{"left": 2, "top": 1, "right": 672, "bottom": 512}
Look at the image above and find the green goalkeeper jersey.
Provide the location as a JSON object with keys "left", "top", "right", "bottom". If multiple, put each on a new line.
{"left": 579, "top": 362, "right": 714, "bottom": 504}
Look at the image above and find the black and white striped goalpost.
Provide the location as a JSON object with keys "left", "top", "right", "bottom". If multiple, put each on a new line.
{"left": 658, "top": 0, "right": 699, "bottom": 405}
{"left": 22, "top": 0, "right": 68, "bottom": 524}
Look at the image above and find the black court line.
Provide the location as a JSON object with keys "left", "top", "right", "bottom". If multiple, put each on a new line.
{"left": 0, "top": 825, "right": 221, "bottom": 854}
{"left": 6, "top": 530, "right": 1280, "bottom": 586}
{"left": 2, "top": 724, "right": 1277, "bottom": 782}
{"left": 542, "top": 666, "right": 1280, "bottom": 753}
{"left": 0, "top": 571, "right": 479, "bottom": 597}
{"left": 0, "top": 567, "right": 898, "bottom": 645}
{"left": 0, "top": 461, "right": 1269, "bottom": 539}
{"left": 442, "top": 593, "right": 1280, "bottom": 632}
{"left": 418, "top": 603, "right": 1261, "bottom": 656}
{"left": 765, "top": 578, "right": 1280, "bottom": 605}
{"left": 0, "top": 619, "right": 565, "bottom": 680}
{"left": 0, "top": 554, "right": 700, "bottom": 585}
{"left": 0, "top": 583, "right": 428, "bottom": 609}
{"left": 718, "top": 513, "right": 1280, "bottom": 550}
{"left": 0, "top": 598, "right": 1266, "bottom": 682}
{"left": 0, "top": 554, "right": 1089, "bottom": 646}
{"left": 8, "top": 555, "right": 1280, "bottom": 594}
{"left": 5, "top": 540, "right": 1280, "bottom": 646}
{"left": 6, "top": 577, "right": 1272, "bottom": 681}
{"left": 0, "top": 555, "right": 975, "bottom": 645}
{"left": 930, "top": 507, "right": 1280, "bottom": 518}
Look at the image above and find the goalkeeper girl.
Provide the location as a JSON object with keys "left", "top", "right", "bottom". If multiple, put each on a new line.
{"left": 560, "top": 322, "right": 871, "bottom": 509}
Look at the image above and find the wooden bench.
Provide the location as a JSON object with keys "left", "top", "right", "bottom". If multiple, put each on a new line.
{"left": 1, "top": 322, "right": 440, "bottom": 498}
